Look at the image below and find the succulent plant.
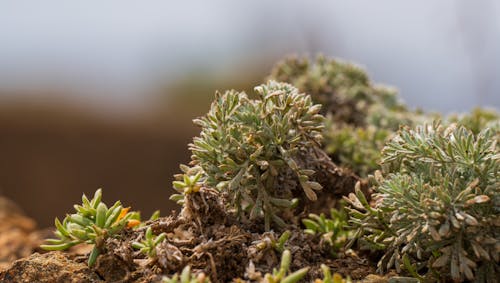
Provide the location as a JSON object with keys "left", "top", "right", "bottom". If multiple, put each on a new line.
{"left": 302, "top": 207, "right": 351, "bottom": 256}
{"left": 345, "top": 122, "right": 499, "bottom": 282}
{"left": 269, "top": 55, "right": 423, "bottom": 177}
{"left": 162, "top": 265, "right": 211, "bottom": 283}
{"left": 185, "top": 81, "right": 326, "bottom": 230}
{"left": 272, "top": 230, "right": 291, "bottom": 253}
{"left": 41, "top": 189, "right": 140, "bottom": 266}
{"left": 131, "top": 226, "right": 166, "bottom": 258}
{"left": 263, "top": 249, "right": 310, "bottom": 283}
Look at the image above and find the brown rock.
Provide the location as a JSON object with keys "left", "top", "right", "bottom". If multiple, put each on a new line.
{"left": 0, "top": 196, "right": 40, "bottom": 269}
{"left": 0, "top": 252, "right": 102, "bottom": 283}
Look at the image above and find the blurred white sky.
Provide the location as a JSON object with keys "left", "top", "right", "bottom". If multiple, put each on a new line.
{"left": 0, "top": 0, "right": 499, "bottom": 113}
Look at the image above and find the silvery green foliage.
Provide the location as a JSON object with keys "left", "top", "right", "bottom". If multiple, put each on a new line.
{"left": 269, "top": 55, "right": 423, "bottom": 177}
{"left": 188, "top": 81, "right": 325, "bottom": 230}
{"left": 269, "top": 55, "right": 385, "bottom": 124}
{"left": 269, "top": 55, "right": 412, "bottom": 127}
{"left": 345, "top": 122, "right": 499, "bottom": 282}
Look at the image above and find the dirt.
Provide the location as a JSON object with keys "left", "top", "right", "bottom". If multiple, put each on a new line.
{"left": 0, "top": 252, "right": 102, "bottom": 283}
{"left": 0, "top": 196, "right": 49, "bottom": 270}
{"left": 295, "top": 146, "right": 370, "bottom": 216}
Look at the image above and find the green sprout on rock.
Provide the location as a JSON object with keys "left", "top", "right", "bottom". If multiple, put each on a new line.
{"left": 149, "top": 210, "right": 161, "bottom": 221}
{"left": 41, "top": 189, "right": 140, "bottom": 266}
{"left": 273, "top": 230, "right": 291, "bottom": 253}
{"left": 254, "top": 230, "right": 291, "bottom": 254}
{"left": 131, "top": 226, "right": 166, "bottom": 258}
{"left": 345, "top": 122, "right": 499, "bottom": 282}
{"left": 170, "top": 165, "right": 203, "bottom": 205}
{"left": 186, "top": 81, "right": 326, "bottom": 230}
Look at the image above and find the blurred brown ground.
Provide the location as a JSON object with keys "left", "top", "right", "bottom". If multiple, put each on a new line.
{"left": 0, "top": 101, "right": 193, "bottom": 227}
{"left": 0, "top": 72, "right": 261, "bottom": 227}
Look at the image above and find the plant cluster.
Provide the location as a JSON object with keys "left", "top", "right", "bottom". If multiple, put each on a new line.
{"left": 41, "top": 189, "right": 140, "bottom": 266}
{"left": 302, "top": 207, "right": 351, "bottom": 256}
{"left": 183, "top": 80, "right": 326, "bottom": 230}
{"left": 37, "top": 54, "right": 500, "bottom": 282}
{"left": 345, "top": 123, "right": 500, "bottom": 282}
{"left": 269, "top": 55, "right": 423, "bottom": 177}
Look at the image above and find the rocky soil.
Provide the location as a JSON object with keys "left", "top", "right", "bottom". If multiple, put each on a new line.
{"left": 0, "top": 175, "right": 395, "bottom": 283}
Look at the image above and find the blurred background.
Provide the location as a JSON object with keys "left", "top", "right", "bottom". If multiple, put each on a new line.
{"left": 0, "top": 1, "right": 499, "bottom": 227}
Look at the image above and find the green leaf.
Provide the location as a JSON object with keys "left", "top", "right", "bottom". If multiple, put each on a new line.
{"left": 95, "top": 203, "right": 107, "bottom": 228}
{"left": 54, "top": 218, "right": 70, "bottom": 238}
{"left": 41, "top": 241, "right": 78, "bottom": 251}
{"left": 281, "top": 267, "right": 309, "bottom": 283}
{"left": 302, "top": 219, "right": 320, "bottom": 231}
{"left": 91, "top": 189, "right": 102, "bottom": 209}
{"left": 149, "top": 210, "right": 161, "bottom": 221}
{"left": 105, "top": 205, "right": 123, "bottom": 228}
{"left": 88, "top": 246, "right": 100, "bottom": 267}
{"left": 131, "top": 242, "right": 144, "bottom": 249}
